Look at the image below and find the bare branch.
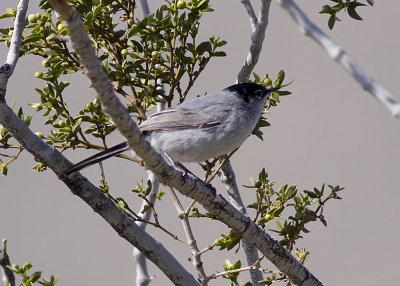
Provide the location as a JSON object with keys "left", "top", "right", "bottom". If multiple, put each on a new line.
{"left": 168, "top": 187, "right": 207, "bottom": 284}
{"left": 0, "top": 239, "right": 15, "bottom": 286}
{"left": 139, "top": 0, "right": 150, "bottom": 17}
{"left": 133, "top": 171, "right": 159, "bottom": 286}
{"left": 238, "top": 0, "right": 273, "bottom": 83}
{"left": 0, "top": 0, "right": 29, "bottom": 102}
{"left": 276, "top": 0, "right": 400, "bottom": 117}
{"left": 235, "top": 1, "right": 274, "bottom": 283}
{"left": 241, "top": 0, "right": 258, "bottom": 32}
{"left": 219, "top": 158, "right": 263, "bottom": 285}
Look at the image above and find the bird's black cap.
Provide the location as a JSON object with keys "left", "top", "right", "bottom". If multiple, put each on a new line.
{"left": 224, "top": 82, "right": 279, "bottom": 103}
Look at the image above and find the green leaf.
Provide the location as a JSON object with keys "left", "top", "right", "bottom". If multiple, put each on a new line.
{"left": 1, "top": 165, "right": 8, "bottom": 176}
{"left": 328, "top": 14, "right": 336, "bottom": 30}
{"left": 216, "top": 40, "right": 227, "bottom": 47}
{"left": 0, "top": 12, "right": 16, "bottom": 19}
{"left": 304, "top": 190, "right": 318, "bottom": 199}
{"left": 72, "top": 118, "right": 82, "bottom": 134}
{"left": 347, "top": 2, "right": 366, "bottom": 21}
{"left": 319, "top": 216, "right": 327, "bottom": 227}
{"left": 23, "top": 34, "right": 42, "bottom": 44}
{"left": 270, "top": 91, "right": 279, "bottom": 102}
{"left": 212, "top": 51, "right": 226, "bottom": 57}
{"left": 144, "top": 179, "right": 152, "bottom": 196}
{"left": 30, "top": 271, "right": 42, "bottom": 283}
{"left": 286, "top": 185, "right": 297, "bottom": 199}
{"left": 22, "top": 261, "right": 33, "bottom": 271}
{"left": 253, "top": 72, "right": 261, "bottom": 83}
{"left": 196, "top": 41, "right": 212, "bottom": 54}
{"left": 319, "top": 5, "right": 333, "bottom": 14}
{"left": 115, "top": 198, "right": 126, "bottom": 213}
{"left": 223, "top": 259, "right": 233, "bottom": 270}
{"left": 277, "top": 90, "right": 291, "bottom": 96}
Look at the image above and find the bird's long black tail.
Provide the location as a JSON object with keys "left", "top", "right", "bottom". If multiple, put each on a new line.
{"left": 63, "top": 142, "right": 129, "bottom": 176}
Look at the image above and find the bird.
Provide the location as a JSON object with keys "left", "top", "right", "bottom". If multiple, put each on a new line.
{"left": 63, "top": 82, "right": 278, "bottom": 176}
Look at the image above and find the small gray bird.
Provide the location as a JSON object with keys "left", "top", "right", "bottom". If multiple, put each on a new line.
{"left": 64, "top": 82, "right": 278, "bottom": 176}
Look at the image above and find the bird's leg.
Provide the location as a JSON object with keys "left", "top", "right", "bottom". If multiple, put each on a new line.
{"left": 162, "top": 152, "right": 200, "bottom": 180}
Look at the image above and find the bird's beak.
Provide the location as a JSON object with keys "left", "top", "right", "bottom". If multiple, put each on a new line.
{"left": 267, "top": 86, "right": 280, "bottom": 93}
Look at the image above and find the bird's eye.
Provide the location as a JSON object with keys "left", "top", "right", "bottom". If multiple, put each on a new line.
{"left": 255, "top": 89, "right": 263, "bottom": 99}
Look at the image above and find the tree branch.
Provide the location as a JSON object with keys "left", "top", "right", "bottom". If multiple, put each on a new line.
{"left": 0, "top": 239, "right": 15, "bottom": 286}
{"left": 241, "top": 0, "right": 258, "bottom": 32}
{"left": 133, "top": 171, "right": 159, "bottom": 286}
{"left": 219, "top": 158, "right": 263, "bottom": 285}
{"left": 139, "top": 0, "right": 150, "bottom": 17}
{"left": 167, "top": 187, "right": 207, "bottom": 284}
{"left": 237, "top": 0, "right": 273, "bottom": 83}
{"left": 276, "top": 0, "right": 400, "bottom": 117}
{"left": 0, "top": 0, "right": 29, "bottom": 102}
{"left": 233, "top": 1, "right": 274, "bottom": 284}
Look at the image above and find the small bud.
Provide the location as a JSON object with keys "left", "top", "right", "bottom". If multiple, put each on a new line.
{"left": 35, "top": 132, "right": 44, "bottom": 139}
{"left": 151, "top": 51, "right": 159, "bottom": 58}
{"left": 254, "top": 181, "right": 262, "bottom": 188}
{"left": 58, "top": 120, "right": 66, "bottom": 127}
{"left": 28, "top": 14, "right": 37, "bottom": 23}
{"left": 57, "top": 23, "right": 65, "bottom": 31}
{"left": 263, "top": 77, "right": 272, "bottom": 86}
{"left": 0, "top": 126, "right": 7, "bottom": 137}
{"left": 177, "top": 0, "right": 186, "bottom": 9}
{"left": 264, "top": 214, "right": 274, "bottom": 221}
{"left": 275, "top": 70, "right": 285, "bottom": 87}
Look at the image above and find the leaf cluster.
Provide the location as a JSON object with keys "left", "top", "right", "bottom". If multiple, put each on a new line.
{"left": 251, "top": 70, "right": 292, "bottom": 140}
{"left": 208, "top": 168, "right": 343, "bottom": 285}
{"left": 6, "top": 261, "right": 57, "bottom": 286}
{"left": 0, "top": 107, "right": 31, "bottom": 175}
{"left": 320, "top": 0, "right": 374, "bottom": 29}
{"left": 222, "top": 259, "right": 242, "bottom": 286}
{"left": 248, "top": 169, "right": 344, "bottom": 252}
{"left": 0, "top": 0, "right": 227, "bottom": 174}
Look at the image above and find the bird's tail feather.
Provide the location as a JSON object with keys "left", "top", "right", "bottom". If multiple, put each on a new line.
{"left": 63, "top": 142, "right": 129, "bottom": 176}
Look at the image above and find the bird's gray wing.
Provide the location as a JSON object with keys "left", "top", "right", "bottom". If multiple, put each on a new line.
{"left": 139, "top": 107, "right": 221, "bottom": 132}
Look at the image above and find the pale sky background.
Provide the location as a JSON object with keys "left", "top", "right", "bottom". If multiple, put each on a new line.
{"left": 1, "top": 1, "right": 399, "bottom": 285}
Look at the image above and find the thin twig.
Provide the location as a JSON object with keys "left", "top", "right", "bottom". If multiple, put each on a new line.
{"left": 205, "top": 255, "right": 284, "bottom": 283}
{"left": 107, "top": 191, "right": 188, "bottom": 244}
{"left": 167, "top": 187, "right": 207, "bottom": 284}
{"left": 276, "top": 0, "right": 400, "bottom": 117}
{"left": 205, "top": 149, "right": 237, "bottom": 183}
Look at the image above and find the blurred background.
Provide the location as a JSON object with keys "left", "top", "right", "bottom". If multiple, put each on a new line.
{"left": 1, "top": 0, "right": 399, "bottom": 285}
